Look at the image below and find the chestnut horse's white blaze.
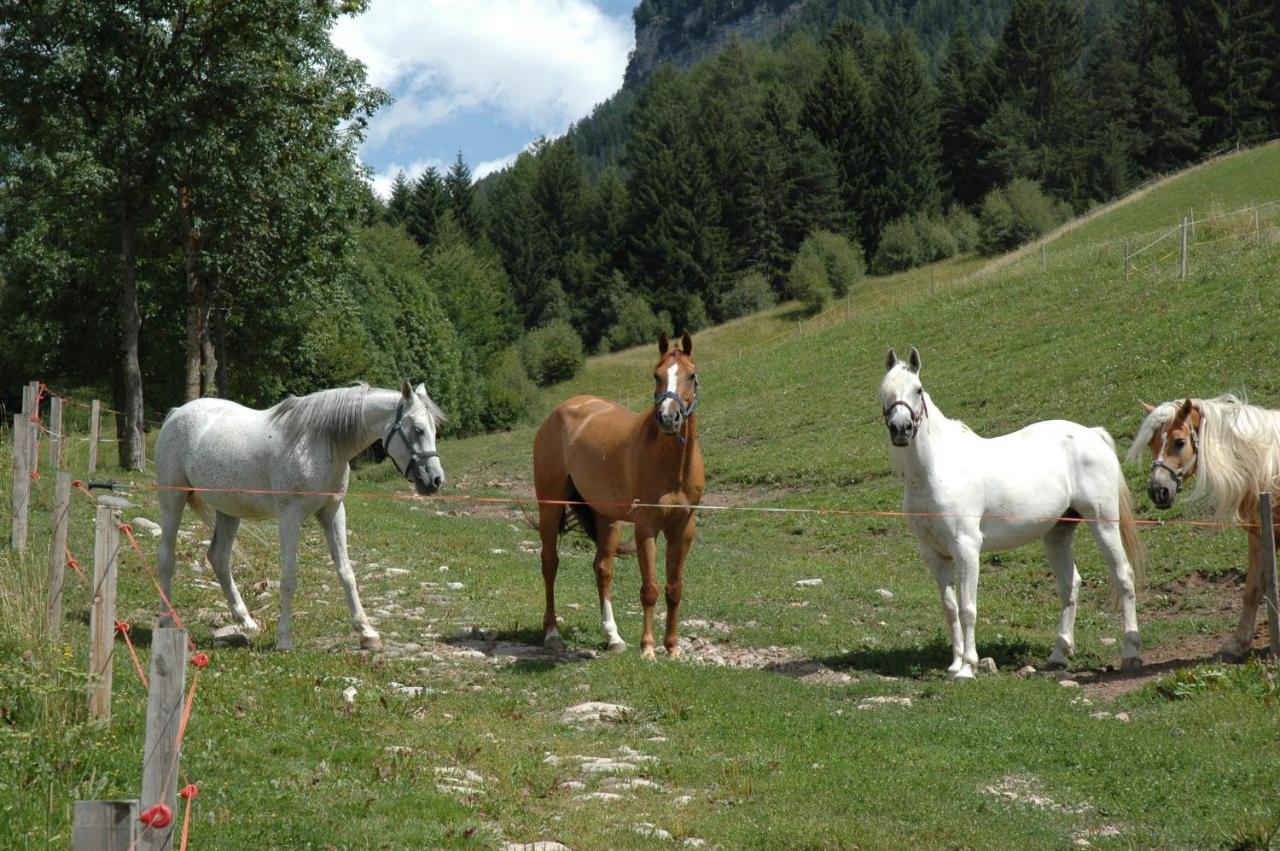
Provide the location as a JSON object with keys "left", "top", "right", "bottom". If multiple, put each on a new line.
{"left": 881, "top": 348, "right": 1144, "bottom": 679}
{"left": 1128, "top": 395, "right": 1280, "bottom": 661}
{"left": 533, "top": 332, "right": 704, "bottom": 658}
{"left": 154, "top": 381, "right": 446, "bottom": 651}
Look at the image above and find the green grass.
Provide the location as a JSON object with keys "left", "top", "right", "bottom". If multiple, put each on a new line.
{"left": 3, "top": 143, "right": 1280, "bottom": 849}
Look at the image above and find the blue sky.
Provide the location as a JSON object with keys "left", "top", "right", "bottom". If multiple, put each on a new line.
{"left": 331, "top": 1, "right": 640, "bottom": 196}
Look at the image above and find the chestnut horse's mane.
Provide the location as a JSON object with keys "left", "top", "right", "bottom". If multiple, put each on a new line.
{"left": 1127, "top": 394, "right": 1280, "bottom": 522}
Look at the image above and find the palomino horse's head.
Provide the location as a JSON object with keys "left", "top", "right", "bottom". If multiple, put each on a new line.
{"left": 385, "top": 379, "right": 447, "bottom": 496}
{"left": 1136, "top": 399, "right": 1202, "bottom": 509}
{"left": 880, "top": 347, "right": 925, "bottom": 447}
{"left": 654, "top": 331, "right": 697, "bottom": 436}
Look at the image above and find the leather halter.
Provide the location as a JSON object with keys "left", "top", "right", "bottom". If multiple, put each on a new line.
{"left": 1151, "top": 414, "right": 1201, "bottom": 494}
{"left": 384, "top": 398, "right": 439, "bottom": 484}
{"left": 883, "top": 394, "right": 927, "bottom": 430}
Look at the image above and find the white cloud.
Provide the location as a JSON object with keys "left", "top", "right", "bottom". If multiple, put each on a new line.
{"left": 333, "top": 0, "right": 633, "bottom": 142}
{"left": 369, "top": 157, "right": 448, "bottom": 199}
{"left": 474, "top": 152, "right": 520, "bottom": 180}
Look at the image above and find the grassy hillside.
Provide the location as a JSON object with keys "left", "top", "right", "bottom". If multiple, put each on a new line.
{"left": 2, "top": 144, "right": 1279, "bottom": 849}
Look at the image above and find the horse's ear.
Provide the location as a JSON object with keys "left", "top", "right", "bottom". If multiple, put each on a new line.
{"left": 885, "top": 348, "right": 898, "bottom": 371}
{"left": 907, "top": 347, "right": 921, "bottom": 375}
{"left": 1177, "top": 398, "right": 1194, "bottom": 420}
{"left": 1140, "top": 400, "right": 1156, "bottom": 414}
{"left": 414, "top": 382, "right": 427, "bottom": 399}
{"left": 681, "top": 330, "right": 692, "bottom": 355}
{"left": 658, "top": 333, "right": 670, "bottom": 355}
{"left": 400, "top": 379, "right": 413, "bottom": 399}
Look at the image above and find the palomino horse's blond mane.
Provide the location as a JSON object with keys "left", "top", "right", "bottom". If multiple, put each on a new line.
{"left": 1127, "top": 394, "right": 1280, "bottom": 522}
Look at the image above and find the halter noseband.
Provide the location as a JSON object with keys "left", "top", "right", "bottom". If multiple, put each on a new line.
{"left": 384, "top": 399, "right": 439, "bottom": 483}
{"left": 883, "top": 395, "right": 927, "bottom": 430}
{"left": 654, "top": 372, "right": 698, "bottom": 443}
{"left": 1151, "top": 415, "right": 1201, "bottom": 494}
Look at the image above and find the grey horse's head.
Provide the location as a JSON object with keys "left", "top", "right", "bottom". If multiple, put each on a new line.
{"left": 880, "top": 347, "right": 926, "bottom": 447}
{"left": 385, "top": 380, "right": 447, "bottom": 496}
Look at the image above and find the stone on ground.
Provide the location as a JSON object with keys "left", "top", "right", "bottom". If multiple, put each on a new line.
{"left": 560, "top": 702, "right": 632, "bottom": 724}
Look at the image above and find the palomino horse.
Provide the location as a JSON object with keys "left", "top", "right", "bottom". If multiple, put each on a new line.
{"left": 1128, "top": 395, "right": 1280, "bottom": 661}
{"left": 155, "top": 381, "right": 445, "bottom": 650}
{"left": 880, "top": 348, "right": 1144, "bottom": 678}
{"left": 533, "top": 332, "right": 705, "bottom": 658}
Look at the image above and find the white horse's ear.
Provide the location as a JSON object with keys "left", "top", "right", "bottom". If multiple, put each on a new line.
{"left": 658, "top": 333, "right": 670, "bottom": 355}
{"left": 400, "top": 379, "right": 413, "bottom": 399}
{"left": 414, "top": 382, "right": 427, "bottom": 399}
{"left": 1140, "top": 400, "right": 1156, "bottom": 414}
{"left": 885, "top": 348, "right": 898, "bottom": 371}
{"left": 681, "top": 330, "right": 693, "bottom": 355}
{"left": 908, "top": 347, "right": 921, "bottom": 375}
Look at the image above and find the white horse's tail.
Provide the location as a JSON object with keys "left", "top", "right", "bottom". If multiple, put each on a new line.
{"left": 1095, "top": 426, "right": 1146, "bottom": 604}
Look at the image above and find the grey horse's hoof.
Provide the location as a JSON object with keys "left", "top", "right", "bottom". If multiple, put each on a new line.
{"left": 1042, "top": 657, "right": 1069, "bottom": 672}
{"left": 1212, "top": 649, "right": 1243, "bottom": 664}
{"left": 360, "top": 634, "right": 383, "bottom": 652}
{"left": 1119, "top": 656, "right": 1144, "bottom": 672}
{"left": 606, "top": 639, "right": 627, "bottom": 653}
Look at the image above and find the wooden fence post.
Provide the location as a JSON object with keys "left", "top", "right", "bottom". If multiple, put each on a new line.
{"left": 9, "top": 414, "right": 31, "bottom": 551}
{"left": 1189, "top": 207, "right": 1195, "bottom": 239}
{"left": 26, "top": 380, "right": 40, "bottom": 471}
{"left": 1255, "top": 209, "right": 1261, "bottom": 244}
{"left": 930, "top": 268, "right": 936, "bottom": 298}
{"left": 1180, "top": 217, "right": 1188, "bottom": 281}
{"left": 48, "top": 472, "right": 72, "bottom": 639}
{"left": 88, "top": 400, "right": 101, "bottom": 474}
{"left": 1040, "top": 243, "right": 1046, "bottom": 271}
{"left": 1259, "top": 492, "right": 1280, "bottom": 659}
{"left": 1124, "top": 239, "right": 1131, "bottom": 279}
{"left": 139, "top": 627, "right": 189, "bottom": 851}
{"left": 49, "top": 395, "right": 63, "bottom": 470}
{"left": 89, "top": 505, "right": 120, "bottom": 721}
{"left": 73, "top": 799, "right": 140, "bottom": 851}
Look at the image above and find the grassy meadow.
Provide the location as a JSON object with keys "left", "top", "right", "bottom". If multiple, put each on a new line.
{"left": 2, "top": 143, "right": 1280, "bottom": 849}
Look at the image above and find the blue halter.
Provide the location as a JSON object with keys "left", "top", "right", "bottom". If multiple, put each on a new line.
{"left": 654, "top": 373, "right": 698, "bottom": 443}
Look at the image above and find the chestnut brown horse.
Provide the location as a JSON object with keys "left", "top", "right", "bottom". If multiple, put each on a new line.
{"left": 533, "top": 331, "right": 705, "bottom": 658}
{"left": 1129, "top": 395, "right": 1280, "bottom": 661}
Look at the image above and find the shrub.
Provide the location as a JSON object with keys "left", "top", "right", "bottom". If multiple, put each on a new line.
{"left": 808, "top": 230, "right": 865, "bottom": 296}
{"left": 482, "top": 347, "right": 539, "bottom": 430}
{"left": 682, "top": 294, "right": 709, "bottom": 332}
{"left": 520, "top": 319, "right": 585, "bottom": 386}
{"left": 915, "top": 215, "right": 958, "bottom": 262}
{"left": 605, "top": 292, "right": 664, "bottom": 352}
{"left": 871, "top": 217, "right": 925, "bottom": 274}
{"left": 978, "top": 178, "right": 1071, "bottom": 255}
{"left": 788, "top": 244, "right": 832, "bottom": 314}
{"left": 719, "top": 270, "right": 776, "bottom": 319}
{"left": 946, "top": 207, "right": 981, "bottom": 253}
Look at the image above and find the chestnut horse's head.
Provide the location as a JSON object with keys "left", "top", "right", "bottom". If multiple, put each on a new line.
{"left": 880, "top": 347, "right": 925, "bottom": 446}
{"left": 1135, "top": 399, "right": 1203, "bottom": 509}
{"left": 654, "top": 331, "right": 697, "bottom": 435}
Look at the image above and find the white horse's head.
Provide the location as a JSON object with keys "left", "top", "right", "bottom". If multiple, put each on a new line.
{"left": 880, "top": 347, "right": 926, "bottom": 447}
{"left": 385, "top": 380, "right": 447, "bottom": 496}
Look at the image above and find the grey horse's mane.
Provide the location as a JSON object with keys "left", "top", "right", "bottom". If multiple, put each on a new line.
{"left": 268, "top": 384, "right": 378, "bottom": 453}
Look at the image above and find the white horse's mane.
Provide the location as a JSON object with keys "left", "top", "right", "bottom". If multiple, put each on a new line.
{"left": 268, "top": 384, "right": 445, "bottom": 454}
{"left": 1126, "top": 393, "right": 1280, "bottom": 521}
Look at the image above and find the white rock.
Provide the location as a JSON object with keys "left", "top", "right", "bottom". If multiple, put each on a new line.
{"left": 579, "top": 761, "right": 637, "bottom": 775}
{"left": 342, "top": 686, "right": 357, "bottom": 710}
{"left": 602, "top": 778, "right": 661, "bottom": 791}
{"left": 130, "top": 517, "right": 162, "bottom": 537}
{"left": 446, "top": 582, "right": 465, "bottom": 591}
{"left": 1016, "top": 665, "right": 1037, "bottom": 677}
{"left": 632, "top": 823, "right": 673, "bottom": 841}
{"left": 978, "top": 657, "right": 997, "bottom": 674}
{"left": 490, "top": 548, "right": 507, "bottom": 555}
{"left": 543, "top": 753, "right": 562, "bottom": 766}
{"left": 501, "top": 843, "right": 570, "bottom": 851}
{"left": 385, "top": 567, "right": 409, "bottom": 577}
{"left": 559, "top": 702, "right": 632, "bottom": 724}
{"left": 1099, "top": 637, "right": 1117, "bottom": 646}
{"left": 1059, "top": 679, "right": 1080, "bottom": 689}
{"left": 1089, "top": 711, "right": 1112, "bottom": 720}
{"left": 1114, "top": 712, "right": 1130, "bottom": 722}
{"left": 575, "top": 792, "right": 624, "bottom": 802}
{"left": 683, "top": 840, "right": 707, "bottom": 848}
{"left": 875, "top": 588, "right": 893, "bottom": 600}
{"left": 857, "top": 696, "right": 912, "bottom": 709}
{"left": 212, "top": 625, "right": 250, "bottom": 647}
{"left": 794, "top": 578, "right": 823, "bottom": 588}
{"left": 560, "top": 781, "right": 586, "bottom": 791}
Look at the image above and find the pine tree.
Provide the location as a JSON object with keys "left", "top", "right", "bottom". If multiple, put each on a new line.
{"left": 485, "top": 151, "right": 543, "bottom": 327}
{"left": 937, "top": 22, "right": 995, "bottom": 207}
{"left": 800, "top": 42, "right": 874, "bottom": 243}
{"left": 444, "top": 151, "right": 480, "bottom": 240}
{"left": 868, "top": 29, "right": 942, "bottom": 246}
{"left": 386, "top": 170, "right": 412, "bottom": 225}
{"left": 405, "top": 167, "right": 447, "bottom": 247}
{"left": 1116, "top": 0, "right": 1199, "bottom": 174}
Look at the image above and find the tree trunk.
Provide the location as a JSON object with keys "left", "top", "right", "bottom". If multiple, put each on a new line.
{"left": 118, "top": 210, "right": 146, "bottom": 471}
{"left": 212, "top": 300, "right": 229, "bottom": 399}
{"left": 180, "top": 185, "right": 203, "bottom": 402}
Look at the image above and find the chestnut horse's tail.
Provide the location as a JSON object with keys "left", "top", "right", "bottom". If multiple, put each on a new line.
{"left": 518, "top": 479, "right": 634, "bottom": 556}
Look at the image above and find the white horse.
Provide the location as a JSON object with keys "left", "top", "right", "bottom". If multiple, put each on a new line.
{"left": 155, "top": 381, "right": 445, "bottom": 650}
{"left": 879, "top": 348, "right": 1144, "bottom": 679}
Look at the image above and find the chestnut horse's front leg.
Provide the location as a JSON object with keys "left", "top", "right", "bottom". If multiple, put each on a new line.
{"left": 635, "top": 521, "right": 660, "bottom": 659}
{"left": 1217, "top": 530, "right": 1264, "bottom": 662}
{"left": 663, "top": 511, "right": 695, "bottom": 657}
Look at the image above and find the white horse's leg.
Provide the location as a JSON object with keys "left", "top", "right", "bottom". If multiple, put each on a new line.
{"left": 208, "top": 511, "right": 258, "bottom": 635}
{"left": 1088, "top": 517, "right": 1142, "bottom": 670}
{"left": 156, "top": 490, "right": 186, "bottom": 629}
{"left": 1042, "top": 523, "right": 1080, "bottom": 670}
{"left": 275, "top": 510, "right": 305, "bottom": 651}
{"left": 316, "top": 501, "right": 380, "bottom": 651}
{"left": 921, "top": 547, "right": 963, "bottom": 674}
{"left": 951, "top": 538, "right": 982, "bottom": 680}
{"left": 1217, "top": 532, "right": 1263, "bottom": 662}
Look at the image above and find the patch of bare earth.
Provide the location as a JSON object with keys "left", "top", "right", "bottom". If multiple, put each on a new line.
{"left": 678, "top": 620, "right": 857, "bottom": 684}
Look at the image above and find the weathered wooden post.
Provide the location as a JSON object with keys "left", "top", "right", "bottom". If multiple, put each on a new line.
{"left": 1124, "top": 238, "right": 1131, "bottom": 279}
{"left": 47, "top": 472, "right": 72, "bottom": 639}
{"left": 49, "top": 394, "right": 63, "bottom": 470}
{"left": 1259, "top": 492, "right": 1280, "bottom": 659}
{"left": 1255, "top": 208, "right": 1262, "bottom": 245}
{"left": 25, "top": 380, "right": 40, "bottom": 471}
{"left": 1040, "top": 243, "right": 1046, "bottom": 271}
{"left": 930, "top": 268, "right": 936, "bottom": 298}
{"left": 10, "top": 414, "right": 31, "bottom": 551}
{"left": 73, "top": 800, "right": 140, "bottom": 851}
{"left": 139, "top": 628, "right": 189, "bottom": 851}
{"left": 88, "top": 504, "right": 121, "bottom": 721}
{"left": 88, "top": 399, "right": 101, "bottom": 474}
{"left": 1180, "top": 217, "right": 1188, "bottom": 281}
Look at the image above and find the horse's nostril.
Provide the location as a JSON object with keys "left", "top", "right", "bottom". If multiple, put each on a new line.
{"left": 432, "top": 476, "right": 443, "bottom": 488}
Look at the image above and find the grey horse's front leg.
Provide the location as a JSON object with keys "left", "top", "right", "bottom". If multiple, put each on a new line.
{"left": 317, "top": 501, "right": 381, "bottom": 650}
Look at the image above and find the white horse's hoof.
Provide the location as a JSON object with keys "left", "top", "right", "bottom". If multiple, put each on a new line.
{"left": 1044, "top": 654, "right": 1069, "bottom": 671}
{"left": 360, "top": 634, "right": 383, "bottom": 652}
{"left": 1119, "top": 656, "right": 1143, "bottom": 672}
{"left": 641, "top": 645, "right": 657, "bottom": 660}
{"left": 605, "top": 639, "right": 627, "bottom": 653}
{"left": 949, "top": 666, "right": 975, "bottom": 681}
{"left": 239, "top": 619, "right": 261, "bottom": 638}
{"left": 544, "top": 634, "right": 566, "bottom": 653}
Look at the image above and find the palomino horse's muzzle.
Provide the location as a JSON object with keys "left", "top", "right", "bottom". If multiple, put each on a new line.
{"left": 883, "top": 397, "right": 927, "bottom": 446}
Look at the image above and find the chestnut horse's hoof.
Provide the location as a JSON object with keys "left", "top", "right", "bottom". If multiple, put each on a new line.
{"left": 544, "top": 633, "right": 566, "bottom": 653}
{"left": 641, "top": 645, "right": 657, "bottom": 660}
{"left": 666, "top": 645, "right": 683, "bottom": 659}
{"left": 1119, "top": 655, "right": 1143, "bottom": 672}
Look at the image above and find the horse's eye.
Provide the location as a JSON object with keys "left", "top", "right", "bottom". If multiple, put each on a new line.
{"left": 689, "top": 373, "right": 697, "bottom": 382}
{"left": 1172, "top": 438, "right": 1185, "bottom": 450}
{"left": 413, "top": 426, "right": 425, "bottom": 437}
{"left": 916, "top": 388, "right": 923, "bottom": 396}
